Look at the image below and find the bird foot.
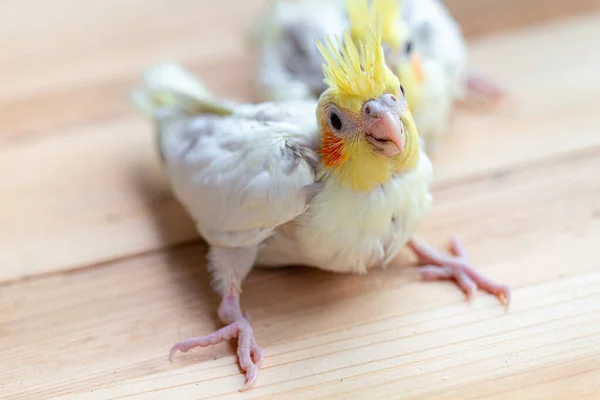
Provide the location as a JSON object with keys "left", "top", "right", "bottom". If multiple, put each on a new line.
{"left": 465, "top": 72, "right": 506, "bottom": 106}
{"left": 169, "top": 317, "right": 264, "bottom": 390}
{"left": 409, "top": 236, "right": 511, "bottom": 308}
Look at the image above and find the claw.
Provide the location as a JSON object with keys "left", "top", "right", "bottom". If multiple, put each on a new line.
{"left": 448, "top": 236, "right": 468, "bottom": 261}
{"left": 251, "top": 340, "right": 264, "bottom": 366}
{"left": 410, "top": 237, "right": 511, "bottom": 308}
{"left": 169, "top": 317, "right": 263, "bottom": 390}
{"left": 498, "top": 290, "right": 511, "bottom": 310}
{"left": 240, "top": 364, "right": 259, "bottom": 391}
{"left": 465, "top": 73, "right": 506, "bottom": 105}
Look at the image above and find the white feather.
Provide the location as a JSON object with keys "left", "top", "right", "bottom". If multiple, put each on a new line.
{"left": 256, "top": 153, "right": 433, "bottom": 273}
{"left": 413, "top": 60, "right": 454, "bottom": 154}
{"left": 131, "top": 64, "right": 433, "bottom": 285}
{"left": 159, "top": 104, "right": 319, "bottom": 249}
{"left": 405, "top": 0, "right": 469, "bottom": 99}
{"left": 254, "top": 0, "right": 348, "bottom": 102}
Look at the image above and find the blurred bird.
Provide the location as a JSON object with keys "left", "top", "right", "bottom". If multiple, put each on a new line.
{"left": 404, "top": 0, "right": 505, "bottom": 105}
{"left": 253, "top": 0, "right": 423, "bottom": 105}
{"left": 130, "top": 20, "right": 509, "bottom": 389}
{"left": 253, "top": 0, "right": 349, "bottom": 101}
{"left": 253, "top": 0, "right": 505, "bottom": 154}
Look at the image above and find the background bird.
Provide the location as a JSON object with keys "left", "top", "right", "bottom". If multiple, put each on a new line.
{"left": 405, "top": 0, "right": 505, "bottom": 104}
{"left": 253, "top": 0, "right": 505, "bottom": 154}
{"left": 130, "top": 20, "right": 509, "bottom": 389}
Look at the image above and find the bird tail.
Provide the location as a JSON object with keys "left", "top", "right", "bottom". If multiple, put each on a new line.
{"left": 129, "top": 62, "right": 234, "bottom": 119}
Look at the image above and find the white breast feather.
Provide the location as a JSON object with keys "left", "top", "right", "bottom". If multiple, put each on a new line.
{"left": 257, "top": 152, "right": 434, "bottom": 273}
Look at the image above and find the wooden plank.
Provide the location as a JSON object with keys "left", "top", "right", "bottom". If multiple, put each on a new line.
{"left": 1, "top": 152, "right": 599, "bottom": 399}
{"left": 446, "top": 0, "right": 600, "bottom": 37}
{"left": 2, "top": 12, "right": 600, "bottom": 283}
{"left": 0, "top": 117, "right": 197, "bottom": 280}
{"left": 0, "top": 0, "right": 265, "bottom": 136}
{"left": 432, "top": 10, "right": 600, "bottom": 182}
{"left": 1, "top": 0, "right": 599, "bottom": 137}
{"left": 420, "top": 359, "right": 600, "bottom": 400}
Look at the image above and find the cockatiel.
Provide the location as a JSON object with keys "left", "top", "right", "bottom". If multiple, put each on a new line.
{"left": 404, "top": 0, "right": 504, "bottom": 104}
{"left": 254, "top": 0, "right": 423, "bottom": 108}
{"left": 253, "top": 0, "right": 504, "bottom": 154}
{"left": 131, "top": 21, "right": 509, "bottom": 389}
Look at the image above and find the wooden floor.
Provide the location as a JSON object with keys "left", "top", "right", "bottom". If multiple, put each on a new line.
{"left": 2, "top": 1, "right": 600, "bottom": 399}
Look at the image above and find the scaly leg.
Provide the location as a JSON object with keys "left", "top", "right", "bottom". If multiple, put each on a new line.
{"left": 408, "top": 236, "right": 511, "bottom": 307}
{"left": 169, "top": 246, "right": 263, "bottom": 389}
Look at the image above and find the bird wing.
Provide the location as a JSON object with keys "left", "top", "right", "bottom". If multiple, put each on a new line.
{"left": 159, "top": 104, "right": 320, "bottom": 248}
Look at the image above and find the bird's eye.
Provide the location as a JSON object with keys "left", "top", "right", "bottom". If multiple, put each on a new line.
{"left": 329, "top": 112, "right": 343, "bottom": 131}
{"left": 400, "top": 86, "right": 405, "bottom": 96}
{"left": 404, "top": 40, "right": 413, "bottom": 55}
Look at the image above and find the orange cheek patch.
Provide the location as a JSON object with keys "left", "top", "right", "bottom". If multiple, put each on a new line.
{"left": 320, "top": 129, "right": 347, "bottom": 168}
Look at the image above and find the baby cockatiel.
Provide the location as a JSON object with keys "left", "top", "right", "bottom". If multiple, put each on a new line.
{"left": 131, "top": 22, "right": 509, "bottom": 389}
{"left": 254, "top": 0, "right": 424, "bottom": 104}
{"left": 346, "top": 0, "right": 450, "bottom": 152}
{"left": 351, "top": 0, "right": 504, "bottom": 153}
{"left": 404, "top": 0, "right": 504, "bottom": 105}
{"left": 253, "top": 0, "right": 504, "bottom": 154}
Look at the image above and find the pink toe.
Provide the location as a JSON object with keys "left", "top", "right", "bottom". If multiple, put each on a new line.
{"left": 240, "top": 365, "right": 259, "bottom": 391}
{"left": 168, "top": 345, "right": 179, "bottom": 361}
{"left": 251, "top": 345, "right": 264, "bottom": 366}
{"left": 497, "top": 286, "right": 512, "bottom": 308}
{"left": 461, "top": 275, "right": 478, "bottom": 301}
{"left": 168, "top": 322, "right": 240, "bottom": 362}
{"left": 448, "top": 236, "right": 468, "bottom": 260}
{"left": 419, "top": 265, "right": 453, "bottom": 280}
{"left": 467, "top": 74, "right": 506, "bottom": 100}
{"left": 168, "top": 339, "right": 193, "bottom": 358}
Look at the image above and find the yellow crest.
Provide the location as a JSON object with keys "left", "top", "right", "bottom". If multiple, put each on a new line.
{"left": 346, "top": 0, "right": 405, "bottom": 49}
{"left": 316, "top": 19, "right": 399, "bottom": 111}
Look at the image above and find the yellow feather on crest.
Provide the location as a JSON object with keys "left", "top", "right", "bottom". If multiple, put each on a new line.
{"left": 346, "top": 0, "right": 405, "bottom": 49}
{"left": 316, "top": 18, "right": 399, "bottom": 112}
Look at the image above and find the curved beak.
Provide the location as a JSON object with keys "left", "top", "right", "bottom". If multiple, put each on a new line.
{"left": 367, "top": 111, "right": 405, "bottom": 155}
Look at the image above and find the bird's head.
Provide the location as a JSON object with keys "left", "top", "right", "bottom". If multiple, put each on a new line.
{"left": 315, "top": 19, "right": 421, "bottom": 192}
{"left": 346, "top": 0, "right": 424, "bottom": 110}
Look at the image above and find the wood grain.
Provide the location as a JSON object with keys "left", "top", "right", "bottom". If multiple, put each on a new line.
{"left": 0, "top": 0, "right": 265, "bottom": 136}
{"left": 1, "top": 1, "right": 600, "bottom": 399}
{"left": 2, "top": 151, "right": 599, "bottom": 399}
{"left": 3, "top": 12, "right": 600, "bottom": 283}
{"left": 447, "top": 0, "right": 600, "bottom": 37}
{"left": 1, "top": 0, "right": 598, "bottom": 138}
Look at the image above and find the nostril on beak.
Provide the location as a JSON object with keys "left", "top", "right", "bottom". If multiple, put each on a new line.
{"left": 365, "top": 106, "right": 371, "bottom": 115}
